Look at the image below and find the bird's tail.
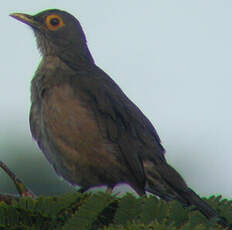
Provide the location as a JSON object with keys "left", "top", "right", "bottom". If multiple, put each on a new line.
{"left": 144, "top": 161, "right": 229, "bottom": 227}
{"left": 178, "top": 187, "right": 218, "bottom": 218}
{"left": 178, "top": 188, "right": 229, "bottom": 228}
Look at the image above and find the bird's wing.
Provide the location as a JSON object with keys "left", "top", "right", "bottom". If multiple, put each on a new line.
{"left": 73, "top": 66, "right": 166, "bottom": 188}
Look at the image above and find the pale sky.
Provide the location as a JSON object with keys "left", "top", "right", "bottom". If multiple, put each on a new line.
{"left": 1, "top": 1, "right": 232, "bottom": 198}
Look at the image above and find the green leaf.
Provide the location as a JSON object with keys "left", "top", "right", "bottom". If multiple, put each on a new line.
{"left": 61, "top": 192, "right": 113, "bottom": 230}
{"left": 114, "top": 193, "right": 142, "bottom": 226}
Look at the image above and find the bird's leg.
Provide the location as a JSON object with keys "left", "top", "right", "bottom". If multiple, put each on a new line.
{"left": 77, "top": 187, "right": 89, "bottom": 193}
{"left": 106, "top": 186, "right": 113, "bottom": 194}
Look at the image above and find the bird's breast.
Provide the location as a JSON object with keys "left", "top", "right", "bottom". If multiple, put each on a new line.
{"left": 39, "top": 83, "right": 122, "bottom": 186}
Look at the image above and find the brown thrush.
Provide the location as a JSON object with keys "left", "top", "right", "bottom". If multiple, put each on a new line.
{"left": 10, "top": 9, "right": 228, "bottom": 225}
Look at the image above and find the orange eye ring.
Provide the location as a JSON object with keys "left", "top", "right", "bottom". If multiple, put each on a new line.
{"left": 45, "top": 14, "right": 64, "bottom": 31}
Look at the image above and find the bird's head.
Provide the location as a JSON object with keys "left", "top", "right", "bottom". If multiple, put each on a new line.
{"left": 10, "top": 9, "right": 94, "bottom": 64}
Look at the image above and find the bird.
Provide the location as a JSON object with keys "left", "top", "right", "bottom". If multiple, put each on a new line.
{"left": 10, "top": 9, "right": 227, "bottom": 225}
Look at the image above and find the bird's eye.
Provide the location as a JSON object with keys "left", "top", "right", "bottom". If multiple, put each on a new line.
{"left": 50, "top": 18, "right": 60, "bottom": 26}
{"left": 45, "top": 14, "right": 64, "bottom": 31}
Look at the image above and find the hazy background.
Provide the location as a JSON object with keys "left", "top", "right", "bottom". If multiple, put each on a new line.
{"left": 1, "top": 0, "right": 232, "bottom": 198}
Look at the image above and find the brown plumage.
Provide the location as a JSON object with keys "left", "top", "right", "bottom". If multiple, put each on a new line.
{"left": 10, "top": 9, "right": 228, "bottom": 226}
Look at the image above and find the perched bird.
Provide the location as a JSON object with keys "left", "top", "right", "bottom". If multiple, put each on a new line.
{"left": 10, "top": 9, "right": 227, "bottom": 224}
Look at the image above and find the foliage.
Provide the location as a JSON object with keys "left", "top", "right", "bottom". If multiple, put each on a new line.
{"left": 0, "top": 191, "right": 231, "bottom": 230}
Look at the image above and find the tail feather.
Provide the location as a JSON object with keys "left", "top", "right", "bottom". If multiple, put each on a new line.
{"left": 179, "top": 188, "right": 217, "bottom": 219}
{"left": 144, "top": 161, "right": 229, "bottom": 228}
{"left": 181, "top": 188, "right": 229, "bottom": 228}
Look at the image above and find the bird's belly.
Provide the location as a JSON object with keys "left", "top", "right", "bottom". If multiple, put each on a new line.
{"left": 40, "top": 84, "right": 126, "bottom": 187}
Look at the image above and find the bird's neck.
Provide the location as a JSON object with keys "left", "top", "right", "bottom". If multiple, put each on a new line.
{"left": 36, "top": 31, "right": 95, "bottom": 69}
{"left": 52, "top": 42, "right": 95, "bottom": 72}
